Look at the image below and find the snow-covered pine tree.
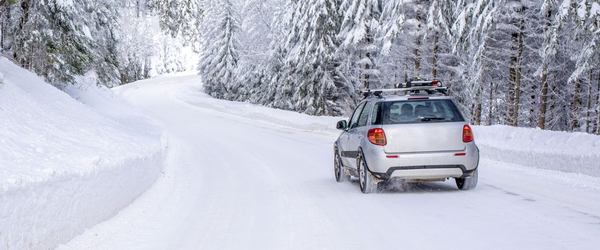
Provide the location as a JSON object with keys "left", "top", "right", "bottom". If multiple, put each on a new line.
{"left": 0, "top": 0, "right": 19, "bottom": 53}
{"left": 396, "top": 1, "right": 429, "bottom": 81}
{"left": 423, "top": 0, "right": 462, "bottom": 97}
{"left": 12, "top": 0, "right": 94, "bottom": 86}
{"left": 198, "top": 0, "right": 240, "bottom": 99}
{"left": 150, "top": 0, "right": 202, "bottom": 47}
{"left": 377, "top": 0, "right": 408, "bottom": 88}
{"left": 82, "top": 0, "right": 121, "bottom": 87}
{"left": 117, "top": 0, "right": 157, "bottom": 84}
{"left": 505, "top": 1, "right": 526, "bottom": 127}
{"left": 278, "top": 0, "right": 355, "bottom": 115}
{"left": 2, "top": 0, "right": 123, "bottom": 86}
{"left": 338, "top": 0, "right": 382, "bottom": 90}
{"left": 379, "top": 0, "right": 405, "bottom": 56}
{"left": 492, "top": 0, "right": 545, "bottom": 127}
{"left": 260, "top": 0, "right": 304, "bottom": 111}
{"left": 449, "top": 0, "right": 501, "bottom": 124}
{"left": 232, "top": 0, "right": 283, "bottom": 103}
{"left": 533, "top": 0, "right": 599, "bottom": 132}
{"left": 567, "top": 0, "right": 599, "bottom": 132}
{"left": 247, "top": 0, "right": 291, "bottom": 107}
{"left": 424, "top": 0, "right": 443, "bottom": 79}
{"left": 537, "top": 0, "right": 558, "bottom": 129}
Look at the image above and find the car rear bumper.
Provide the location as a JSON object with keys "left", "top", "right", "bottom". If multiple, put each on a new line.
{"left": 371, "top": 165, "right": 476, "bottom": 181}
{"left": 363, "top": 143, "right": 479, "bottom": 181}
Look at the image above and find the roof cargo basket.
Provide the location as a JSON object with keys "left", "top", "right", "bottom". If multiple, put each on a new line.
{"left": 362, "top": 79, "right": 448, "bottom": 98}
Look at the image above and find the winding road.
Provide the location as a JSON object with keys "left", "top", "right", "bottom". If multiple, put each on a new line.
{"left": 61, "top": 73, "right": 600, "bottom": 250}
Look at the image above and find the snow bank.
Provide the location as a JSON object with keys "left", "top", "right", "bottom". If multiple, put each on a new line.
{"left": 474, "top": 125, "right": 600, "bottom": 177}
{"left": 0, "top": 58, "right": 165, "bottom": 249}
{"left": 175, "top": 82, "right": 342, "bottom": 135}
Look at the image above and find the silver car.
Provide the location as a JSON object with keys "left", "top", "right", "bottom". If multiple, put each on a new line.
{"left": 333, "top": 81, "right": 479, "bottom": 193}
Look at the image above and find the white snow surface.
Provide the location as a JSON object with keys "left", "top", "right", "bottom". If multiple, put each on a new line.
{"left": 0, "top": 58, "right": 165, "bottom": 249}
{"left": 62, "top": 72, "right": 600, "bottom": 250}
{"left": 475, "top": 125, "right": 600, "bottom": 177}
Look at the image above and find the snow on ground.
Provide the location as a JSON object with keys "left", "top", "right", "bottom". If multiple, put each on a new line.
{"left": 62, "top": 72, "right": 600, "bottom": 250}
{"left": 0, "top": 58, "right": 165, "bottom": 249}
{"left": 475, "top": 125, "right": 600, "bottom": 177}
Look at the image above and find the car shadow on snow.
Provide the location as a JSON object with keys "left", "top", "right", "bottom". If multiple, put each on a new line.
{"left": 339, "top": 178, "right": 460, "bottom": 194}
{"left": 376, "top": 180, "right": 460, "bottom": 194}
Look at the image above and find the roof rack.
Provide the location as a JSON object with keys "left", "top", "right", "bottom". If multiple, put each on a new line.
{"left": 362, "top": 79, "right": 448, "bottom": 98}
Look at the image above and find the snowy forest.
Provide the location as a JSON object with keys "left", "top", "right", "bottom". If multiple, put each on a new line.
{"left": 1, "top": 0, "right": 599, "bottom": 134}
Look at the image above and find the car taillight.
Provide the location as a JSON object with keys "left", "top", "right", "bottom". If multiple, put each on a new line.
{"left": 368, "top": 128, "right": 387, "bottom": 146}
{"left": 463, "top": 124, "right": 474, "bottom": 143}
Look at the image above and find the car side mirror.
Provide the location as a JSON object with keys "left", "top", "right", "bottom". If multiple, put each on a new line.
{"left": 336, "top": 120, "right": 348, "bottom": 130}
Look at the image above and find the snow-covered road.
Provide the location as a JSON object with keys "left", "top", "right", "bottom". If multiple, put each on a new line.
{"left": 62, "top": 74, "right": 600, "bottom": 250}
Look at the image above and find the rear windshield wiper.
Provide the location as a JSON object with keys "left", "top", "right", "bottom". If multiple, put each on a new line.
{"left": 418, "top": 116, "right": 446, "bottom": 122}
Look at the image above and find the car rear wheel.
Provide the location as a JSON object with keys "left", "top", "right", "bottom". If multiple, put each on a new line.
{"left": 456, "top": 168, "right": 478, "bottom": 190}
{"left": 334, "top": 147, "right": 350, "bottom": 183}
{"left": 357, "top": 151, "right": 378, "bottom": 193}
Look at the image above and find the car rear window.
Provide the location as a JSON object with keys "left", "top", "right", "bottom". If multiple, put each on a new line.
{"left": 372, "top": 99, "right": 465, "bottom": 125}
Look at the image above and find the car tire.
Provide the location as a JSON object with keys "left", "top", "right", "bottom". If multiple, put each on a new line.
{"left": 334, "top": 147, "right": 350, "bottom": 183}
{"left": 456, "top": 168, "right": 478, "bottom": 190}
{"left": 357, "top": 150, "right": 378, "bottom": 193}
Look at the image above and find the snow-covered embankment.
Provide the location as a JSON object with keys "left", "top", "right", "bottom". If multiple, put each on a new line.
{"left": 475, "top": 125, "right": 600, "bottom": 177}
{"left": 0, "top": 58, "right": 166, "bottom": 249}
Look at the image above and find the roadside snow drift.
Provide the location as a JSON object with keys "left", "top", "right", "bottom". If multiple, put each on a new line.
{"left": 0, "top": 58, "right": 165, "bottom": 249}
{"left": 475, "top": 126, "right": 600, "bottom": 177}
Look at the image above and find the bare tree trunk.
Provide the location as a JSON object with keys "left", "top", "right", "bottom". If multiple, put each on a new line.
{"left": 414, "top": 8, "right": 422, "bottom": 76}
{"left": 508, "top": 11, "right": 525, "bottom": 127}
{"left": 393, "top": 58, "right": 400, "bottom": 86}
{"left": 136, "top": 0, "right": 142, "bottom": 18}
{"left": 538, "top": 64, "right": 549, "bottom": 129}
{"left": 538, "top": 8, "right": 552, "bottom": 129}
{"left": 507, "top": 67, "right": 515, "bottom": 122}
{"left": 362, "top": 25, "right": 374, "bottom": 89}
{"left": 143, "top": 56, "right": 152, "bottom": 79}
{"left": 0, "top": 6, "right": 5, "bottom": 51}
{"left": 363, "top": 53, "right": 371, "bottom": 89}
{"left": 597, "top": 71, "right": 600, "bottom": 135}
{"left": 530, "top": 84, "right": 537, "bottom": 126}
{"left": 14, "top": 0, "right": 30, "bottom": 67}
{"left": 432, "top": 31, "right": 439, "bottom": 79}
{"left": 473, "top": 86, "right": 482, "bottom": 125}
{"left": 487, "top": 81, "right": 494, "bottom": 125}
{"left": 18, "top": 0, "right": 30, "bottom": 38}
{"left": 586, "top": 70, "right": 593, "bottom": 133}
{"left": 547, "top": 80, "right": 558, "bottom": 130}
{"left": 570, "top": 79, "right": 582, "bottom": 131}
{"left": 403, "top": 62, "right": 408, "bottom": 83}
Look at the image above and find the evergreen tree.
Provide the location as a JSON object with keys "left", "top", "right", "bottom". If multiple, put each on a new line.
{"left": 150, "top": 0, "right": 202, "bottom": 47}
{"left": 450, "top": 0, "right": 500, "bottom": 124}
{"left": 2, "top": 0, "right": 598, "bottom": 134}
{"left": 537, "top": 0, "right": 557, "bottom": 129}
{"left": 234, "top": 0, "right": 283, "bottom": 103}
{"left": 0, "top": 0, "right": 18, "bottom": 53}
{"left": 13, "top": 0, "right": 94, "bottom": 86}
{"left": 198, "top": 0, "right": 240, "bottom": 99}
{"left": 377, "top": 0, "right": 407, "bottom": 87}
{"left": 279, "top": 0, "right": 355, "bottom": 115}
{"left": 82, "top": 0, "right": 121, "bottom": 87}
{"left": 338, "top": 0, "right": 382, "bottom": 90}
{"left": 117, "top": 0, "right": 157, "bottom": 84}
